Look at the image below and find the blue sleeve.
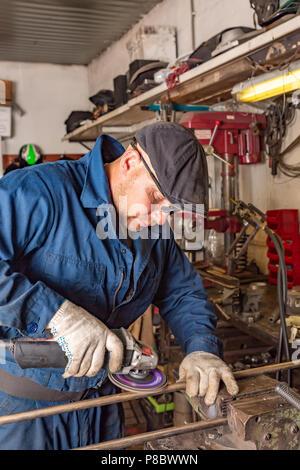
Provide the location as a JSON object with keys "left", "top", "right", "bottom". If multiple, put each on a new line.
{"left": 0, "top": 169, "right": 65, "bottom": 337}
{"left": 153, "top": 234, "right": 223, "bottom": 358}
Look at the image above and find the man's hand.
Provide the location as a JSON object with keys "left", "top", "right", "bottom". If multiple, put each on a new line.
{"left": 46, "top": 300, "right": 123, "bottom": 378}
{"left": 178, "top": 351, "right": 239, "bottom": 406}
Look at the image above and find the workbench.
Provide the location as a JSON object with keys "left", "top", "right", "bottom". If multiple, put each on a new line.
{"left": 209, "top": 284, "right": 282, "bottom": 348}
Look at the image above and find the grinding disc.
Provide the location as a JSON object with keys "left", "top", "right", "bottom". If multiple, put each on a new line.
{"left": 108, "top": 368, "right": 167, "bottom": 392}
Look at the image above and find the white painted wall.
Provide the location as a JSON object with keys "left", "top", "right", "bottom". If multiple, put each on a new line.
{"left": 0, "top": 61, "right": 90, "bottom": 155}
{"left": 240, "top": 109, "right": 300, "bottom": 212}
{"left": 87, "top": 0, "right": 300, "bottom": 274}
{"left": 88, "top": 0, "right": 254, "bottom": 94}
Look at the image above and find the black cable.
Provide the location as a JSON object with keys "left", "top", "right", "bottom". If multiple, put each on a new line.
{"left": 265, "top": 227, "right": 291, "bottom": 385}
{"left": 265, "top": 97, "right": 300, "bottom": 178}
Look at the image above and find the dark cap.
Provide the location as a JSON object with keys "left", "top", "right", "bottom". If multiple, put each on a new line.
{"left": 134, "top": 122, "right": 209, "bottom": 215}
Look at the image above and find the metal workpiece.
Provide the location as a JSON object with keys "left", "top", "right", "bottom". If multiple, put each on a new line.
{"left": 0, "top": 361, "right": 300, "bottom": 451}
{"left": 0, "top": 360, "right": 299, "bottom": 427}
{"left": 239, "top": 282, "right": 268, "bottom": 324}
{"left": 74, "top": 417, "right": 228, "bottom": 450}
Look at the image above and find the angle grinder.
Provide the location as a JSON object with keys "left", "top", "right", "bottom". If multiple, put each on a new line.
{"left": 0, "top": 327, "right": 167, "bottom": 393}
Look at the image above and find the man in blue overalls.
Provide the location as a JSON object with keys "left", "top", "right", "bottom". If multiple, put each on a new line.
{"left": 0, "top": 122, "right": 238, "bottom": 449}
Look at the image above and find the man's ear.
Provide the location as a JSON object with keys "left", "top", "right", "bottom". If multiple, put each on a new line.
{"left": 119, "top": 147, "right": 141, "bottom": 175}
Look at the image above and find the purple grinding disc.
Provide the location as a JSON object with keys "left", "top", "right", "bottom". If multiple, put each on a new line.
{"left": 109, "top": 368, "right": 167, "bottom": 392}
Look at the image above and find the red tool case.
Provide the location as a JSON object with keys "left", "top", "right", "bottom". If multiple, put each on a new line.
{"left": 266, "top": 209, "right": 300, "bottom": 288}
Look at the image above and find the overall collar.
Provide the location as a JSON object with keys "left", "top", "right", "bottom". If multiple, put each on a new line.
{"left": 80, "top": 134, "right": 125, "bottom": 208}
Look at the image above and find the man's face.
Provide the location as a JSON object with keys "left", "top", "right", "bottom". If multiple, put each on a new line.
{"left": 117, "top": 144, "right": 172, "bottom": 232}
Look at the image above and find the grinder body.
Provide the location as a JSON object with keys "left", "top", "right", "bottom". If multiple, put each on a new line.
{"left": 0, "top": 327, "right": 158, "bottom": 374}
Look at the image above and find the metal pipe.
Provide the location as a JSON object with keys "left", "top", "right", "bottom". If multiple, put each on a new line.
{"left": 0, "top": 361, "right": 299, "bottom": 426}
{"left": 0, "top": 137, "right": 3, "bottom": 178}
{"left": 190, "top": 0, "right": 196, "bottom": 52}
{"left": 74, "top": 417, "right": 228, "bottom": 450}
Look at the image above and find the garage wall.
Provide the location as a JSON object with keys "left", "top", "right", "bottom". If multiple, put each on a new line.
{"left": 87, "top": 0, "right": 300, "bottom": 275}
{"left": 240, "top": 110, "right": 300, "bottom": 212}
{"left": 87, "top": 0, "right": 254, "bottom": 93}
{"left": 0, "top": 61, "right": 90, "bottom": 155}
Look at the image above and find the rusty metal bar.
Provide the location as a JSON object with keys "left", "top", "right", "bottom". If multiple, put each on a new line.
{"left": 74, "top": 417, "right": 228, "bottom": 450}
{"left": 233, "top": 360, "right": 300, "bottom": 379}
{"left": 0, "top": 360, "right": 299, "bottom": 426}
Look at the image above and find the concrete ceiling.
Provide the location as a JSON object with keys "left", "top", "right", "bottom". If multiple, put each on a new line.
{"left": 0, "top": 0, "right": 162, "bottom": 65}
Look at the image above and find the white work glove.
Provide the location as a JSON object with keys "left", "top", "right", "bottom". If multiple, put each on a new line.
{"left": 178, "top": 351, "right": 239, "bottom": 406}
{"left": 46, "top": 300, "right": 123, "bottom": 378}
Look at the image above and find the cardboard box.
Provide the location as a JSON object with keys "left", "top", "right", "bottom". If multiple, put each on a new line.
{"left": 0, "top": 80, "right": 12, "bottom": 105}
{"left": 126, "top": 26, "right": 177, "bottom": 63}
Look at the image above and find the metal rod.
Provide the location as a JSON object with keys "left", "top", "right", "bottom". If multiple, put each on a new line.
{"left": 74, "top": 417, "right": 228, "bottom": 450}
{"left": 0, "top": 361, "right": 299, "bottom": 426}
{"left": 212, "top": 152, "right": 234, "bottom": 169}
{"left": 209, "top": 122, "right": 219, "bottom": 146}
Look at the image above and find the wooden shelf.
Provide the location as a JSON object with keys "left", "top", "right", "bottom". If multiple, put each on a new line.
{"left": 62, "top": 16, "right": 300, "bottom": 143}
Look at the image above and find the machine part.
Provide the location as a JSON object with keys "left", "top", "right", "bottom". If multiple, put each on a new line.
{"left": 226, "top": 389, "right": 300, "bottom": 449}
{"left": 191, "top": 374, "right": 300, "bottom": 450}
{"left": 0, "top": 338, "right": 69, "bottom": 369}
{"left": 239, "top": 310, "right": 261, "bottom": 324}
{"left": 292, "top": 89, "right": 300, "bottom": 107}
{"left": 204, "top": 144, "right": 235, "bottom": 169}
{"left": 287, "top": 287, "right": 300, "bottom": 315}
{"left": 180, "top": 112, "right": 266, "bottom": 261}
{"left": 230, "top": 200, "right": 291, "bottom": 383}
{"left": 234, "top": 231, "right": 248, "bottom": 271}
{"left": 147, "top": 373, "right": 300, "bottom": 451}
{"left": 275, "top": 382, "right": 300, "bottom": 410}
{"left": 0, "top": 327, "right": 160, "bottom": 392}
{"left": 112, "top": 328, "right": 158, "bottom": 376}
{"left": 108, "top": 368, "right": 167, "bottom": 393}
{"left": 240, "top": 282, "right": 268, "bottom": 324}
{"left": 196, "top": 375, "right": 281, "bottom": 420}
{"left": 268, "top": 306, "right": 280, "bottom": 323}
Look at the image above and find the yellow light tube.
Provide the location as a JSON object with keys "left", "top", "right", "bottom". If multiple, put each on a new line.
{"left": 232, "top": 60, "right": 300, "bottom": 103}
